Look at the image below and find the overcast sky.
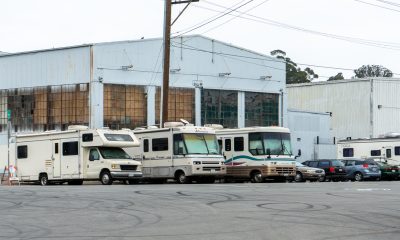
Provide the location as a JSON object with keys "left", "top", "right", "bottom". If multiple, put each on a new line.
{"left": 1, "top": 0, "right": 400, "bottom": 80}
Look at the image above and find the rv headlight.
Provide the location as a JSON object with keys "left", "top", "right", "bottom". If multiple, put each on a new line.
{"left": 193, "top": 161, "right": 201, "bottom": 165}
{"left": 111, "top": 164, "right": 120, "bottom": 169}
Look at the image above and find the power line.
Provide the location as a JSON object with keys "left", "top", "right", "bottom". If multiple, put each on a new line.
{"left": 170, "top": 40, "right": 400, "bottom": 76}
{"left": 196, "top": 1, "right": 400, "bottom": 50}
{"left": 174, "top": 0, "right": 256, "bottom": 37}
{"left": 354, "top": 0, "right": 400, "bottom": 12}
{"left": 375, "top": 0, "right": 400, "bottom": 8}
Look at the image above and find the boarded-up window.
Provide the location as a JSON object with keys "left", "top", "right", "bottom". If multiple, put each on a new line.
{"left": 104, "top": 84, "right": 147, "bottom": 129}
{"left": 155, "top": 87, "right": 195, "bottom": 124}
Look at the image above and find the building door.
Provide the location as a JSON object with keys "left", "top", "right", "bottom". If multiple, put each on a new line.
{"left": 52, "top": 140, "right": 61, "bottom": 178}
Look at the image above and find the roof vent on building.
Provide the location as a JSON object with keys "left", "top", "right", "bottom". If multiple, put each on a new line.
{"left": 68, "top": 125, "right": 89, "bottom": 131}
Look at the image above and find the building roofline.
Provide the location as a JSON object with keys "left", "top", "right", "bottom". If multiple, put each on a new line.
{"left": 287, "top": 77, "right": 400, "bottom": 88}
{"left": 0, "top": 35, "right": 279, "bottom": 61}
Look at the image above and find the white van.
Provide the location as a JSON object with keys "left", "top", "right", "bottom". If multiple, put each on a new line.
{"left": 9, "top": 126, "right": 142, "bottom": 185}
{"left": 126, "top": 122, "right": 226, "bottom": 183}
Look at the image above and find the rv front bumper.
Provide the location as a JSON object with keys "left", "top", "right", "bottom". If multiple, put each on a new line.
{"left": 111, "top": 171, "right": 143, "bottom": 179}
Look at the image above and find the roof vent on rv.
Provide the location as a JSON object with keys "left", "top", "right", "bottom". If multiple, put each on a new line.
{"left": 204, "top": 124, "right": 224, "bottom": 130}
{"left": 68, "top": 125, "right": 89, "bottom": 131}
{"left": 147, "top": 126, "right": 159, "bottom": 129}
{"left": 164, "top": 122, "right": 184, "bottom": 128}
{"left": 384, "top": 132, "right": 400, "bottom": 138}
{"left": 121, "top": 128, "right": 131, "bottom": 131}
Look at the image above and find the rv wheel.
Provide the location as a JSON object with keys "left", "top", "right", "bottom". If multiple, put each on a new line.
{"left": 100, "top": 171, "right": 113, "bottom": 185}
{"left": 39, "top": 174, "right": 48, "bottom": 186}
{"left": 250, "top": 171, "right": 263, "bottom": 183}
{"left": 175, "top": 171, "right": 190, "bottom": 184}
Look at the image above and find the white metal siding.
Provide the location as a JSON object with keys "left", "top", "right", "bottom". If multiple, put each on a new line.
{"left": 92, "top": 36, "right": 285, "bottom": 94}
{"left": 373, "top": 79, "right": 400, "bottom": 136}
{"left": 0, "top": 47, "right": 91, "bottom": 89}
{"left": 287, "top": 80, "right": 371, "bottom": 140}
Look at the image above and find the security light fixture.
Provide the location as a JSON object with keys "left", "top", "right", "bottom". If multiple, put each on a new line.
{"left": 121, "top": 65, "right": 133, "bottom": 71}
{"left": 219, "top": 72, "right": 231, "bottom": 77}
{"left": 259, "top": 75, "right": 272, "bottom": 80}
{"left": 170, "top": 68, "right": 181, "bottom": 73}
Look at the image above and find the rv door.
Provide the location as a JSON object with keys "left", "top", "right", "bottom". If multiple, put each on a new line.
{"left": 52, "top": 140, "right": 61, "bottom": 178}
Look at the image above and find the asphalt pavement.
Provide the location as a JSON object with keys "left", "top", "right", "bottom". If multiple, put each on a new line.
{"left": 0, "top": 181, "right": 399, "bottom": 240}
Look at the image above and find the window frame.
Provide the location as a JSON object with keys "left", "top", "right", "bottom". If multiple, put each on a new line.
{"left": 234, "top": 137, "right": 244, "bottom": 152}
{"left": 62, "top": 141, "right": 79, "bottom": 156}
{"left": 17, "top": 145, "right": 28, "bottom": 159}
{"left": 152, "top": 138, "right": 169, "bottom": 152}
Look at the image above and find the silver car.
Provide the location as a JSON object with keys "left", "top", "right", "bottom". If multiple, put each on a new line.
{"left": 294, "top": 161, "right": 325, "bottom": 182}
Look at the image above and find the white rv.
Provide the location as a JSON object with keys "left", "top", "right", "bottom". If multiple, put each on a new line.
{"left": 9, "top": 126, "right": 142, "bottom": 185}
{"left": 213, "top": 126, "right": 296, "bottom": 183}
{"left": 338, "top": 134, "right": 400, "bottom": 166}
{"left": 125, "top": 122, "right": 226, "bottom": 183}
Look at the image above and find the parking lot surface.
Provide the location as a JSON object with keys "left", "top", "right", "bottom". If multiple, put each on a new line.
{"left": 0, "top": 181, "right": 399, "bottom": 240}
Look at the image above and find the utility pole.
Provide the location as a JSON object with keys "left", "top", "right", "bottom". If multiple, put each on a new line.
{"left": 160, "top": 0, "right": 199, "bottom": 127}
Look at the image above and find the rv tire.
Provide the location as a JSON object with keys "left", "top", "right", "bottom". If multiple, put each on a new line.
{"left": 100, "top": 171, "right": 113, "bottom": 185}
{"left": 175, "top": 171, "right": 190, "bottom": 184}
{"left": 39, "top": 173, "right": 48, "bottom": 186}
{"left": 250, "top": 171, "right": 263, "bottom": 183}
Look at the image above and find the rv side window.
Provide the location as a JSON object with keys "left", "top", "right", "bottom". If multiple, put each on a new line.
{"left": 143, "top": 139, "right": 149, "bottom": 152}
{"left": 395, "top": 147, "right": 400, "bottom": 156}
{"left": 173, "top": 134, "right": 187, "bottom": 155}
{"left": 234, "top": 137, "right": 244, "bottom": 151}
{"left": 89, "top": 149, "right": 100, "bottom": 161}
{"left": 55, "top": 143, "right": 59, "bottom": 154}
{"left": 17, "top": 145, "right": 28, "bottom": 159}
{"left": 82, "top": 133, "right": 93, "bottom": 142}
{"left": 225, "top": 139, "right": 231, "bottom": 151}
{"left": 152, "top": 138, "right": 168, "bottom": 151}
{"left": 386, "top": 149, "right": 392, "bottom": 158}
{"left": 63, "top": 142, "right": 79, "bottom": 156}
{"left": 370, "top": 150, "right": 381, "bottom": 156}
{"left": 343, "top": 148, "right": 354, "bottom": 157}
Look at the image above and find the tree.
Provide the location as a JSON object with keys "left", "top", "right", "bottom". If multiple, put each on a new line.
{"left": 327, "top": 72, "right": 344, "bottom": 81}
{"left": 354, "top": 65, "right": 393, "bottom": 78}
{"left": 270, "top": 50, "right": 319, "bottom": 84}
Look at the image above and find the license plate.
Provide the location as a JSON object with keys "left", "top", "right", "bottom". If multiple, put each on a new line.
{"left": 372, "top": 168, "right": 377, "bottom": 171}
{"left": 129, "top": 173, "right": 134, "bottom": 177}
{"left": 339, "top": 169, "right": 343, "bottom": 172}
{"left": 211, "top": 169, "right": 215, "bottom": 173}
{"left": 392, "top": 170, "right": 396, "bottom": 173}
{"left": 283, "top": 174, "right": 289, "bottom": 177}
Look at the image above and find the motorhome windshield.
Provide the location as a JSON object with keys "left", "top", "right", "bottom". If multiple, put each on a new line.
{"left": 98, "top": 147, "right": 131, "bottom": 159}
{"left": 249, "top": 132, "right": 292, "bottom": 156}
{"left": 182, "top": 133, "right": 220, "bottom": 155}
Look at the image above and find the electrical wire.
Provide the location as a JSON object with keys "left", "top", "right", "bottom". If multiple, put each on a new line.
{"left": 197, "top": 1, "right": 400, "bottom": 50}
{"left": 354, "top": 0, "right": 400, "bottom": 13}
{"left": 374, "top": 0, "right": 400, "bottom": 8}
{"left": 174, "top": 0, "right": 256, "bottom": 37}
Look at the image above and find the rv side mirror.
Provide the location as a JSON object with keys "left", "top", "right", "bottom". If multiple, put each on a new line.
{"left": 266, "top": 148, "right": 271, "bottom": 156}
{"left": 89, "top": 155, "right": 94, "bottom": 161}
{"left": 298, "top": 149, "right": 302, "bottom": 157}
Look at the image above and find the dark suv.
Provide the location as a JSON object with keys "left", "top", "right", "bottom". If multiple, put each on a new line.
{"left": 302, "top": 159, "right": 347, "bottom": 181}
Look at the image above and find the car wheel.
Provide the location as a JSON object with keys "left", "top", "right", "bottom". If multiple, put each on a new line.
{"left": 100, "top": 171, "right": 113, "bottom": 185}
{"left": 354, "top": 172, "right": 363, "bottom": 182}
{"left": 295, "top": 172, "right": 303, "bottom": 182}
{"left": 318, "top": 176, "right": 326, "bottom": 182}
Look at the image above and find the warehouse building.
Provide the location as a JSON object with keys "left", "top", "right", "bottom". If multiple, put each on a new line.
{"left": 287, "top": 78, "right": 400, "bottom": 140}
{"left": 0, "top": 35, "right": 286, "bottom": 134}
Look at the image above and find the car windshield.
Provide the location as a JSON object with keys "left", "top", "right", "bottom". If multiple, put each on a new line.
{"left": 183, "top": 133, "right": 220, "bottom": 155}
{"left": 332, "top": 160, "right": 345, "bottom": 167}
{"left": 249, "top": 132, "right": 292, "bottom": 156}
{"left": 98, "top": 147, "right": 131, "bottom": 159}
{"left": 296, "top": 162, "right": 305, "bottom": 167}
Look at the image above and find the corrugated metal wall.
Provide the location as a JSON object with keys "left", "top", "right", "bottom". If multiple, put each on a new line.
{"left": 287, "top": 80, "right": 371, "bottom": 140}
{"left": 373, "top": 79, "right": 400, "bottom": 136}
{"left": 0, "top": 46, "right": 91, "bottom": 89}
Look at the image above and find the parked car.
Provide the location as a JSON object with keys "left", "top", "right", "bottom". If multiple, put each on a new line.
{"left": 341, "top": 159, "right": 381, "bottom": 181}
{"left": 374, "top": 161, "right": 399, "bottom": 180}
{"left": 302, "top": 159, "right": 347, "bottom": 181}
{"left": 294, "top": 161, "right": 325, "bottom": 182}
